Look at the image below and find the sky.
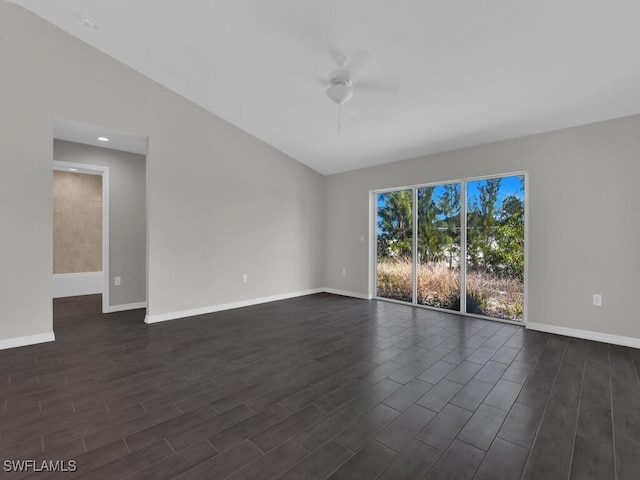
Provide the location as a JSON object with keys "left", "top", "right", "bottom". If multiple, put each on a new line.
{"left": 377, "top": 174, "right": 524, "bottom": 222}
{"left": 466, "top": 175, "right": 523, "bottom": 204}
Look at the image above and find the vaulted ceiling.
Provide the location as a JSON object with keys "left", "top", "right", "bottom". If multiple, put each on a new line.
{"left": 10, "top": 0, "right": 640, "bottom": 174}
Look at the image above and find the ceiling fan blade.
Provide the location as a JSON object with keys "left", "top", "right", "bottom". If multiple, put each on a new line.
{"left": 327, "top": 48, "right": 371, "bottom": 74}
{"left": 313, "top": 74, "right": 328, "bottom": 86}
{"left": 357, "top": 79, "right": 400, "bottom": 95}
{"left": 346, "top": 50, "right": 370, "bottom": 75}
{"left": 329, "top": 49, "right": 349, "bottom": 68}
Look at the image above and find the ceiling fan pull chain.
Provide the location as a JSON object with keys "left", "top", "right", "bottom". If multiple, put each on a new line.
{"left": 338, "top": 103, "right": 341, "bottom": 134}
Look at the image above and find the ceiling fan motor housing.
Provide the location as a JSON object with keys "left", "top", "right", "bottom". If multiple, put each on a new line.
{"left": 327, "top": 69, "right": 354, "bottom": 104}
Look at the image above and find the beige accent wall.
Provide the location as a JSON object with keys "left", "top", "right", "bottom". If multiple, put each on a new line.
{"left": 53, "top": 171, "right": 102, "bottom": 274}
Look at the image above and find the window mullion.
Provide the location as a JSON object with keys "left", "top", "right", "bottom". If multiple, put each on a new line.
{"left": 412, "top": 188, "right": 418, "bottom": 305}
{"left": 460, "top": 181, "right": 467, "bottom": 314}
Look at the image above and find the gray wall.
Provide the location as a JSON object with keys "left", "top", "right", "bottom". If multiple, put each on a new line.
{"left": 0, "top": 2, "right": 324, "bottom": 343}
{"left": 54, "top": 140, "right": 146, "bottom": 307}
{"left": 2, "top": 1, "right": 639, "bottom": 346}
{"left": 324, "top": 115, "right": 640, "bottom": 339}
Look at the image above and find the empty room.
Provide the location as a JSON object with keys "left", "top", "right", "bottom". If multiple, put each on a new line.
{"left": 1, "top": 1, "right": 639, "bottom": 479}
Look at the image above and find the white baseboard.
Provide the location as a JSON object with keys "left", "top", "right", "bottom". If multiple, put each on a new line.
{"left": 0, "top": 332, "right": 55, "bottom": 351}
{"left": 526, "top": 322, "right": 640, "bottom": 349}
{"left": 145, "top": 288, "right": 324, "bottom": 324}
{"left": 53, "top": 272, "right": 103, "bottom": 298}
{"left": 323, "top": 288, "right": 372, "bottom": 300}
{"left": 109, "top": 302, "right": 147, "bottom": 313}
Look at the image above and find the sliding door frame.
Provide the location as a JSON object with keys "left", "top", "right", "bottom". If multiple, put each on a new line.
{"left": 371, "top": 171, "right": 528, "bottom": 325}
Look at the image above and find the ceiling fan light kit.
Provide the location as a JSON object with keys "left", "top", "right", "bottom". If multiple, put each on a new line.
{"left": 326, "top": 67, "right": 354, "bottom": 133}
{"left": 326, "top": 69, "right": 354, "bottom": 105}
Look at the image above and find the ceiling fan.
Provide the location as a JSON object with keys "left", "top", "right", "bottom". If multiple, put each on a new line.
{"left": 326, "top": 54, "right": 354, "bottom": 106}
{"left": 323, "top": 51, "right": 398, "bottom": 132}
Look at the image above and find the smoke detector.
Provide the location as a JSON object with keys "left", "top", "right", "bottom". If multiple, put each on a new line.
{"left": 81, "top": 14, "right": 97, "bottom": 29}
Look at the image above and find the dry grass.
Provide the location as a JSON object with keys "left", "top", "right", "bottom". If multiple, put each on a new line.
{"left": 377, "top": 260, "right": 524, "bottom": 321}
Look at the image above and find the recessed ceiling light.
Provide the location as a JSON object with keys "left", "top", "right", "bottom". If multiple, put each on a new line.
{"left": 81, "top": 14, "right": 97, "bottom": 29}
{"left": 68, "top": 168, "right": 78, "bottom": 171}
{"left": 97, "top": 136, "right": 109, "bottom": 142}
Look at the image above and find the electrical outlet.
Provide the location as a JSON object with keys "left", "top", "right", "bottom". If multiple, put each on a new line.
{"left": 360, "top": 234, "right": 365, "bottom": 243}
{"left": 242, "top": 274, "right": 248, "bottom": 283}
{"left": 342, "top": 268, "right": 347, "bottom": 276}
{"left": 593, "top": 294, "right": 602, "bottom": 306}
{"left": 114, "top": 276, "right": 121, "bottom": 286}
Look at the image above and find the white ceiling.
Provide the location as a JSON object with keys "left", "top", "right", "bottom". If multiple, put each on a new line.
{"left": 12, "top": 0, "right": 640, "bottom": 175}
{"left": 53, "top": 117, "right": 147, "bottom": 155}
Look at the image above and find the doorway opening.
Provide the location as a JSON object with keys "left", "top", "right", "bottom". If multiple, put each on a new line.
{"left": 52, "top": 117, "right": 148, "bottom": 316}
{"left": 53, "top": 161, "right": 110, "bottom": 312}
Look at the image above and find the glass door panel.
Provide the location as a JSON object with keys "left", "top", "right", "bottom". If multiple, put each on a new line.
{"left": 466, "top": 176, "right": 525, "bottom": 321}
{"left": 416, "top": 184, "right": 461, "bottom": 310}
{"left": 376, "top": 189, "right": 413, "bottom": 302}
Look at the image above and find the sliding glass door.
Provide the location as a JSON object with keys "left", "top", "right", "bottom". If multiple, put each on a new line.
{"left": 376, "top": 189, "right": 413, "bottom": 302}
{"left": 375, "top": 174, "right": 525, "bottom": 322}
{"left": 416, "top": 184, "right": 461, "bottom": 311}
{"left": 466, "top": 176, "right": 525, "bottom": 320}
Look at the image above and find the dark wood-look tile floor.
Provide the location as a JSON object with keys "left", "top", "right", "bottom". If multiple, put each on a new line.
{"left": 1, "top": 293, "right": 639, "bottom": 479}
